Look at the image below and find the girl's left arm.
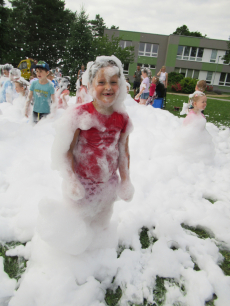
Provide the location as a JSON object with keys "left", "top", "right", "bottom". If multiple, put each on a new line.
{"left": 118, "top": 133, "right": 130, "bottom": 181}
{"left": 118, "top": 133, "right": 134, "bottom": 202}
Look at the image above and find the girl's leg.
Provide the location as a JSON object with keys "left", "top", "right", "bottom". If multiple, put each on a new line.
{"left": 140, "top": 99, "right": 147, "bottom": 105}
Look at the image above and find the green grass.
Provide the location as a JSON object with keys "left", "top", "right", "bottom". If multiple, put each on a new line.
{"left": 181, "top": 224, "right": 230, "bottom": 276}
{"left": 1, "top": 228, "right": 228, "bottom": 305}
{"left": 165, "top": 93, "right": 230, "bottom": 128}
{"left": 105, "top": 287, "right": 122, "bottom": 306}
{"left": 219, "top": 250, "right": 230, "bottom": 276}
{"left": 0, "top": 242, "right": 27, "bottom": 280}
{"left": 129, "top": 91, "right": 230, "bottom": 128}
{"left": 104, "top": 225, "right": 230, "bottom": 305}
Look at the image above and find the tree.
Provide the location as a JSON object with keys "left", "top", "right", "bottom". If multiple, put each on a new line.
{"left": 110, "top": 25, "right": 119, "bottom": 30}
{"left": 93, "top": 34, "right": 134, "bottom": 66}
{"left": 222, "top": 40, "right": 230, "bottom": 64}
{"left": 88, "top": 14, "right": 106, "bottom": 37}
{"left": 62, "top": 9, "right": 94, "bottom": 89}
{"left": 0, "top": 0, "right": 12, "bottom": 63}
{"left": 172, "top": 25, "right": 206, "bottom": 38}
{"left": 6, "top": 0, "right": 74, "bottom": 67}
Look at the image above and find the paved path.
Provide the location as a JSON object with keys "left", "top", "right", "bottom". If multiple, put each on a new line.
{"left": 167, "top": 92, "right": 230, "bottom": 102}
{"left": 129, "top": 90, "right": 230, "bottom": 102}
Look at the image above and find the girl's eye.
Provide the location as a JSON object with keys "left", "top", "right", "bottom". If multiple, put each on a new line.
{"left": 111, "top": 81, "right": 117, "bottom": 84}
{"left": 98, "top": 81, "right": 104, "bottom": 85}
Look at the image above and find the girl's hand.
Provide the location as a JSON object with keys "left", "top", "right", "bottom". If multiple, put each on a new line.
{"left": 118, "top": 179, "right": 134, "bottom": 202}
{"left": 135, "top": 94, "right": 140, "bottom": 99}
{"left": 63, "top": 178, "right": 85, "bottom": 201}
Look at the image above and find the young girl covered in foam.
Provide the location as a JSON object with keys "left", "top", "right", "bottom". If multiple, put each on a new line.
{"left": 52, "top": 55, "right": 134, "bottom": 235}
{"left": 180, "top": 80, "right": 207, "bottom": 115}
{"left": 13, "top": 77, "right": 30, "bottom": 114}
{"left": 175, "top": 91, "right": 215, "bottom": 164}
{"left": 56, "top": 76, "right": 71, "bottom": 109}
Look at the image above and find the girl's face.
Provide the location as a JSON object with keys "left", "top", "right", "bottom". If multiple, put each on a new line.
{"left": 15, "top": 82, "right": 25, "bottom": 93}
{"left": 3, "top": 70, "right": 9, "bottom": 77}
{"left": 194, "top": 96, "right": 207, "bottom": 111}
{"left": 152, "top": 77, "right": 156, "bottom": 83}
{"left": 161, "top": 67, "right": 166, "bottom": 72}
{"left": 142, "top": 71, "right": 147, "bottom": 78}
{"left": 92, "top": 67, "right": 119, "bottom": 108}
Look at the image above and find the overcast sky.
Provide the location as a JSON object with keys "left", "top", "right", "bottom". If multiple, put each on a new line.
{"left": 64, "top": 0, "right": 230, "bottom": 41}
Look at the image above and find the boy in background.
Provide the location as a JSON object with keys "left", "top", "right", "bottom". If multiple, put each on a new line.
{"left": 25, "top": 61, "right": 55, "bottom": 122}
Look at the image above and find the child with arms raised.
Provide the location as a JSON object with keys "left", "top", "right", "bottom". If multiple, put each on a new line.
{"left": 52, "top": 56, "right": 134, "bottom": 234}
{"left": 25, "top": 61, "right": 55, "bottom": 122}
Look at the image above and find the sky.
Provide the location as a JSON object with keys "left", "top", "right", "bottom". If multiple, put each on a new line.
{"left": 64, "top": 0, "right": 230, "bottom": 41}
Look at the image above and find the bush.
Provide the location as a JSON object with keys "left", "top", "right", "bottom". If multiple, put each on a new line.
{"left": 206, "top": 85, "right": 213, "bottom": 92}
{"left": 179, "top": 77, "right": 197, "bottom": 94}
{"left": 171, "top": 83, "right": 183, "bottom": 92}
{"left": 168, "top": 72, "right": 184, "bottom": 84}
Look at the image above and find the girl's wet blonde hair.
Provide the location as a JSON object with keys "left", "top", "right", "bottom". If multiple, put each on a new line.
{"left": 188, "top": 91, "right": 206, "bottom": 108}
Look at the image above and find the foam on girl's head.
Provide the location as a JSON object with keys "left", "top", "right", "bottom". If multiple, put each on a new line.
{"left": 88, "top": 57, "right": 121, "bottom": 85}
{"left": 196, "top": 80, "right": 207, "bottom": 92}
{"left": 10, "top": 68, "right": 21, "bottom": 81}
{"left": 83, "top": 55, "right": 127, "bottom": 113}
{"left": 15, "top": 77, "right": 29, "bottom": 88}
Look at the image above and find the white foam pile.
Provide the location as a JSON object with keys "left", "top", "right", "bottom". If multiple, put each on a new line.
{"left": 0, "top": 94, "right": 230, "bottom": 306}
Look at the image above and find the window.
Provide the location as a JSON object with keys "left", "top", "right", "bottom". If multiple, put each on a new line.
{"left": 119, "top": 40, "right": 132, "bottom": 49}
{"left": 122, "top": 63, "right": 129, "bottom": 75}
{"left": 140, "top": 64, "right": 156, "bottom": 69}
{"left": 176, "top": 46, "right": 204, "bottom": 61}
{"left": 18, "top": 62, "right": 27, "bottom": 69}
{"left": 138, "top": 43, "right": 159, "bottom": 57}
{"left": 219, "top": 73, "right": 230, "bottom": 86}
{"left": 210, "top": 50, "right": 217, "bottom": 63}
{"left": 206, "top": 71, "right": 213, "bottom": 84}
{"left": 175, "top": 67, "right": 200, "bottom": 79}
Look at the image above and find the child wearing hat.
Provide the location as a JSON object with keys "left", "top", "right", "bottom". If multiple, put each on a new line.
{"left": 25, "top": 61, "right": 55, "bottom": 122}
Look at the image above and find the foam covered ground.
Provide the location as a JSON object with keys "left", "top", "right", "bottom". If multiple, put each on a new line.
{"left": 0, "top": 95, "right": 230, "bottom": 306}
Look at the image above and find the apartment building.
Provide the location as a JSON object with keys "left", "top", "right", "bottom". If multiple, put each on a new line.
{"left": 104, "top": 29, "right": 230, "bottom": 92}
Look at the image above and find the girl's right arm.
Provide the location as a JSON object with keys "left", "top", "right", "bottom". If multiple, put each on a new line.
{"left": 25, "top": 90, "right": 33, "bottom": 117}
{"left": 64, "top": 128, "right": 85, "bottom": 201}
{"left": 66, "top": 129, "right": 80, "bottom": 172}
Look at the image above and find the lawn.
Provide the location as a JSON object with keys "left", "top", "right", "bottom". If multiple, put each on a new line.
{"left": 129, "top": 91, "right": 230, "bottom": 128}
{"left": 165, "top": 93, "right": 230, "bottom": 128}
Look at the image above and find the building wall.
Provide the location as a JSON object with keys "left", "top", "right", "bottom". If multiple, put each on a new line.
{"left": 104, "top": 29, "right": 230, "bottom": 92}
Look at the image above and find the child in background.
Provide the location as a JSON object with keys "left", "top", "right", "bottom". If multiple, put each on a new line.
{"left": 29, "top": 70, "right": 38, "bottom": 84}
{"left": 25, "top": 61, "right": 55, "bottom": 122}
{"left": 183, "top": 91, "right": 207, "bottom": 126}
{"left": 174, "top": 91, "right": 214, "bottom": 164}
{"left": 13, "top": 77, "right": 30, "bottom": 114}
{"left": 0, "top": 64, "right": 14, "bottom": 103}
{"left": 53, "top": 55, "right": 134, "bottom": 233}
{"left": 146, "top": 76, "right": 157, "bottom": 105}
{"left": 126, "top": 77, "right": 131, "bottom": 93}
{"left": 135, "top": 68, "right": 150, "bottom": 105}
{"left": 76, "top": 75, "right": 88, "bottom": 104}
{"left": 47, "top": 71, "right": 57, "bottom": 89}
{"left": 180, "top": 80, "right": 207, "bottom": 115}
{"left": 2, "top": 68, "right": 21, "bottom": 103}
{"left": 57, "top": 76, "right": 70, "bottom": 109}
